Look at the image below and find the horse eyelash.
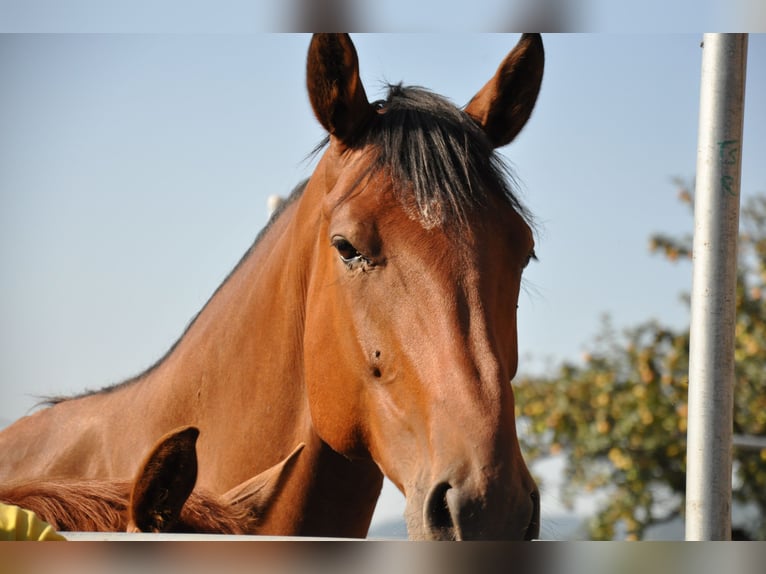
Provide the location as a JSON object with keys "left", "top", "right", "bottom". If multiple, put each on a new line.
{"left": 524, "top": 250, "right": 538, "bottom": 269}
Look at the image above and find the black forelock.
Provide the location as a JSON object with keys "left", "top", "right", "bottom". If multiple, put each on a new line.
{"left": 348, "top": 83, "right": 532, "bottom": 229}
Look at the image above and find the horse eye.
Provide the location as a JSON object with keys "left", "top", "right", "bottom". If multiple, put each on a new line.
{"left": 524, "top": 250, "right": 538, "bottom": 269}
{"left": 332, "top": 237, "right": 362, "bottom": 263}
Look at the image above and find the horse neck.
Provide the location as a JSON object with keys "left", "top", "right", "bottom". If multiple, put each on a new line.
{"left": 141, "top": 173, "right": 384, "bottom": 535}
{"left": 0, "top": 170, "right": 385, "bottom": 536}
{"left": 1, "top": 192, "right": 312, "bottom": 484}
{"left": 148, "top": 194, "right": 317, "bottom": 483}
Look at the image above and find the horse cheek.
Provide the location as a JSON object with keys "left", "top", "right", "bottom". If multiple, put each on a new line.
{"left": 303, "top": 297, "right": 366, "bottom": 458}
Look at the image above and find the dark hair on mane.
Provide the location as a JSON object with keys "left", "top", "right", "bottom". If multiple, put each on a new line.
{"left": 316, "top": 83, "right": 532, "bottom": 229}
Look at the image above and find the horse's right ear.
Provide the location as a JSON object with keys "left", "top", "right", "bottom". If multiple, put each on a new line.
{"left": 306, "top": 34, "right": 375, "bottom": 144}
{"left": 127, "top": 426, "right": 200, "bottom": 533}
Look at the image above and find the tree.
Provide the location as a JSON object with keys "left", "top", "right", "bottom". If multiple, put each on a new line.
{"left": 515, "top": 180, "right": 766, "bottom": 540}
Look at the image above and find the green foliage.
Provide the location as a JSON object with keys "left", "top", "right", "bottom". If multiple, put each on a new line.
{"left": 515, "top": 181, "right": 766, "bottom": 540}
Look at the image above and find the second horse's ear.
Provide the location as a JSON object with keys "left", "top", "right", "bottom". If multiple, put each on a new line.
{"left": 222, "top": 443, "right": 305, "bottom": 519}
{"left": 128, "top": 426, "right": 199, "bottom": 533}
{"left": 306, "top": 34, "right": 376, "bottom": 144}
{"left": 464, "top": 33, "right": 545, "bottom": 148}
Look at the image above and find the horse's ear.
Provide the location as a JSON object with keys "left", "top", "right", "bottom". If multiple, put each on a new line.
{"left": 306, "top": 34, "right": 375, "bottom": 143}
{"left": 464, "top": 33, "right": 544, "bottom": 148}
{"left": 222, "top": 443, "right": 304, "bottom": 517}
{"left": 127, "top": 426, "right": 200, "bottom": 533}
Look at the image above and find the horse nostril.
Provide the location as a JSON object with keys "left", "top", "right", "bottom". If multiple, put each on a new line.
{"left": 424, "top": 481, "right": 457, "bottom": 540}
{"left": 423, "top": 481, "right": 538, "bottom": 540}
{"left": 525, "top": 490, "right": 540, "bottom": 540}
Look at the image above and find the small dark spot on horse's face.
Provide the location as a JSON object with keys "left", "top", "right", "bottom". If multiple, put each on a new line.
{"left": 370, "top": 350, "right": 382, "bottom": 379}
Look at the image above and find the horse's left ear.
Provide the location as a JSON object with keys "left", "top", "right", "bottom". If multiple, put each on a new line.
{"left": 307, "top": 34, "right": 375, "bottom": 143}
{"left": 127, "top": 426, "right": 200, "bottom": 533}
{"left": 464, "top": 33, "right": 544, "bottom": 148}
{"left": 222, "top": 443, "right": 304, "bottom": 517}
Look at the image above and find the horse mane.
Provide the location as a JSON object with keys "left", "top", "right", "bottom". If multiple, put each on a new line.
{"left": 316, "top": 83, "right": 532, "bottom": 230}
{"left": 0, "top": 480, "right": 130, "bottom": 531}
{"left": 0, "top": 479, "right": 258, "bottom": 534}
{"left": 172, "top": 490, "right": 255, "bottom": 534}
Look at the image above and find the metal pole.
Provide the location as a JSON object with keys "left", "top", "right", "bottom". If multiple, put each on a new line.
{"left": 685, "top": 33, "right": 748, "bottom": 541}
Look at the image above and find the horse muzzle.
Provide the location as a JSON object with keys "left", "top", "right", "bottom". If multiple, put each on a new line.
{"left": 406, "top": 478, "right": 539, "bottom": 541}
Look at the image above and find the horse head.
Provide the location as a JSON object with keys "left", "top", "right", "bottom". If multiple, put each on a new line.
{"left": 300, "top": 34, "right": 544, "bottom": 540}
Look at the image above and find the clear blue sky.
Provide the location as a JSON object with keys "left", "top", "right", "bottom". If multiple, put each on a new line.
{"left": 0, "top": 34, "right": 764, "bottom": 532}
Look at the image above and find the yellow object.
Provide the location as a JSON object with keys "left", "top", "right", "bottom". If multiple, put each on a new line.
{"left": 0, "top": 503, "right": 66, "bottom": 541}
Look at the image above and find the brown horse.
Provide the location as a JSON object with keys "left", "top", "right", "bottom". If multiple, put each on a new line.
{"left": 0, "top": 426, "right": 304, "bottom": 534}
{"left": 0, "top": 33, "right": 544, "bottom": 540}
